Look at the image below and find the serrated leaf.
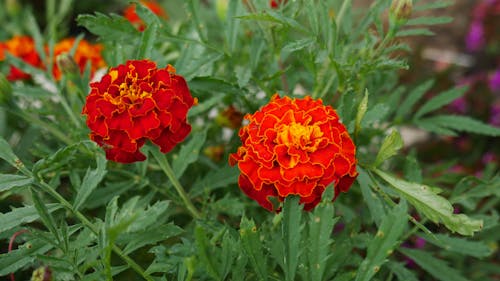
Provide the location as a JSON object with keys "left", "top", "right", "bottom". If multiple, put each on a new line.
{"left": 0, "top": 204, "right": 61, "bottom": 233}
{"left": 418, "top": 115, "right": 500, "bottom": 136}
{"left": 406, "top": 16, "right": 453, "bottom": 26}
{"left": 396, "top": 28, "right": 435, "bottom": 37}
{"left": 420, "top": 233, "right": 492, "bottom": 258}
{"left": 373, "top": 169, "right": 483, "bottom": 236}
{"left": 121, "top": 223, "right": 183, "bottom": 254}
{"left": 188, "top": 94, "right": 225, "bottom": 117}
{"left": 0, "top": 174, "right": 32, "bottom": 192}
{"left": 307, "top": 200, "right": 338, "bottom": 281}
{"left": 281, "top": 38, "right": 315, "bottom": 55}
{"left": 399, "top": 248, "right": 469, "bottom": 281}
{"left": 235, "top": 66, "right": 251, "bottom": 88}
{"left": 195, "top": 226, "right": 221, "bottom": 280}
{"left": 136, "top": 22, "right": 158, "bottom": 59}
{"left": 226, "top": 0, "right": 241, "bottom": 53}
{"left": 239, "top": 217, "right": 268, "bottom": 281}
{"left": 0, "top": 239, "right": 53, "bottom": 276}
{"left": 74, "top": 153, "right": 107, "bottom": 211}
{"left": 373, "top": 129, "right": 403, "bottom": 167}
{"left": 135, "top": 1, "right": 162, "bottom": 27}
{"left": 33, "top": 141, "right": 95, "bottom": 178}
{"left": 414, "top": 86, "right": 467, "bottom": 118}
{"left": 76, "top": 12, "right": 140, "bottom": 41}
{"left": 414, "top": 118, "right": 458, "bottom": 136}
{"left": 188, "top": 76, "right": 243, "bottom": 95}
{"left": 355, "top": 201, "right": 407, "bottom": 281}
{"left": 361, "top": 104, "right": 390, "bottom": 127}
{"left": 172, "top": 129, "right": 207, "bottom": 178}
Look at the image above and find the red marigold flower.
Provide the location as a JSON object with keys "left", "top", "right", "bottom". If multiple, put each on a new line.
{"left": 124, "top": 1, "right": 168, "bottom": 31}
{"left": 229, "top": 94, "right": 358, "bottom": 211}
{"left": 52, "top": 38, "right": 106, "bottom": 81}
{"left": 82, "top": 60, "right": 195, "bottom": 163}
{"left": 270, "top": 0, "right": 287, "bottom": 8}
{"left": 0, "top": 35, "right": 43, "bottom": 81}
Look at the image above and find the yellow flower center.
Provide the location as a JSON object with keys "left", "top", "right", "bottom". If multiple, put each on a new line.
{"left": 276, "top": 122, "right": 323, "bottom": 150}
{"left": 104, "top": 70, "right": 152, "bottom": 108}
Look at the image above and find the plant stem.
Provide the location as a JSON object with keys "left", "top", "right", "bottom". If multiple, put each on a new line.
{"left": 151, "top": 148, "right": 202, "bottom": 219}
{"left": 36, "top": 180, "right": 153, "bottom": 281}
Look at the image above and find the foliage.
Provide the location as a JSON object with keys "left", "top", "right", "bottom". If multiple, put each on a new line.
{"left": 0, "top": 0, "right": 499, "bottom": 280}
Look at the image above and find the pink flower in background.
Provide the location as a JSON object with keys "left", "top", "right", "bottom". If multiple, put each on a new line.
{"left": 465, "top": 21, "right": 485, "bottom": 52}
{"left": 489, "top": 103, "right": 500, "bottom": 126}
{"left": 489, "top": 69, "right": 500, "bottom": 92}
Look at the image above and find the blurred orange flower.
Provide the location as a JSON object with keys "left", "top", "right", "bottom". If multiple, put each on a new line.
{"left": 53, "top": 38, "right": 106, "bottom": 80}
{"left": 0, "top": 35, "right": 43, "bottom": 81}
{"left": 229, "top": 95, "right": 358, "bottom": 211}
{"left": 123, "top": 1, "right": 168, "bottom": 31}
{"left": 82, "top": 60, "right": 195, "bottom": 163}
{"left": 270, "top": 0, "right": 287, "bottom": 8}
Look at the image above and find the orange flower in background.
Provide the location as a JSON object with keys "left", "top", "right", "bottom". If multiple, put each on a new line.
{"left": 229, "top": 95, "right": 358, "bottom": 211}
{"left": 124, "top": 1, "right": 168, "bottom": 31}
{"left": 0, "top": 35, "right": 43, "bottom": 81}
{"left": 53, "top": 38, "right": 106, "bottom": 80}
{"left": 82, "top": 60, "right": 195, "bottom": 163}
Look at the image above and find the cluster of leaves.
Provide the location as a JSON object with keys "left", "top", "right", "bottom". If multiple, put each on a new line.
{"left": 0, "top": 0, "right": 499, "bottom": 280}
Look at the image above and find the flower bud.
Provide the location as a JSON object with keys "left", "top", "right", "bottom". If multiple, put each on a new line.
{"left": 56, "top": 52, "right": 79, "bottom": 76}
{"left": 6, "top": 0, "right": 21, "bottom": 16}
{"left": 390, "top": 0, "right": 412, "bottom": 25}
{"left": 31, "top": 266, "right": 53, "bottom": 281}
{"left": 215, "top": 0, "right": 228, "bottom": 21}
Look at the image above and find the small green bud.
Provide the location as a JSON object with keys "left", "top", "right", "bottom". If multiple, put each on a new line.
{"left": 215, "top": 0, "right": 229, "bottom": 21}
{"left": 6, "top": 0, "right": 21, "bottom": 16}
{"left": 390, "top": 0, "right": 412, "bottom": 25}
{"left": 56, "top": 52, "right": 79, "bottom": 76}
{"left": 31, "top": 266, "right": 53, "bottom": 281}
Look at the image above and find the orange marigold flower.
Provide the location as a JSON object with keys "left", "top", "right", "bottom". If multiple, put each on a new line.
{"left": 82, "top": 60, "right": 195, "bottom": 163}
{"left": 53, "top": 38, "right": 106, "bottom": 80}
{"left": 124, "top": 1, "right": 168, "bottom": 31}
{"left": 229, "top": 94, "right": 358, "bottom": 211}
{"left": 0, "top": 35, "right": 43, "bottom": 81}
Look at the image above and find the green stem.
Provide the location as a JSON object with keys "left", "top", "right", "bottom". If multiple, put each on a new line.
{"left": 36, "top": 180, "right": 153, "bottom": 281}
{"left": 151, "top": 148, "right": 201, "bottom": 219}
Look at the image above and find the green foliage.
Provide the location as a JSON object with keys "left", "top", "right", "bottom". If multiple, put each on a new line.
{"left": 0, "top": 0, "right": 498, "bottom": 280}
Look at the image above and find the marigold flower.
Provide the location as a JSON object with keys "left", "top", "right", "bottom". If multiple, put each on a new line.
{"left": 82, "top": 60, "right": 195, "bottom": 163}
{"left": 0, "top": 35, "right": 43, "bottom": 81}
{"left": 53, "top": 38, "right": 106, "bottom": 80}
{"left": 124, "top": 1, "right": 168, "bottom": 31}
{"left": 229, "top": 95, "right": 358, "bottom": 211}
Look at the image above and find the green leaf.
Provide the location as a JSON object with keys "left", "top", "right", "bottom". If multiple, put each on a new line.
{"left": 0, "top": 174, "right": 32, "bottom": 192}
{"left": 355, "top": 201, "right": 407, "bottom": 281}
{"left": 361, "top": 104, "right": 390, "bottom": 127}
{"left": 226, "top": 0, "right": 241, "bottom": 53}
{"left": 281, "top": 38, "right": 315, "bottom": 56}
{"left": 373, "top": 169, "right": 483, "bottom": 236}
{"left": 406, "top": 16, "right": 453, "bottom": 26}
{"left": 235, "top": 66, "right": 252, "bottom": 88}
{"left": 355, "top": 89, "right": 369, "bottom": 136}
{"left": 136, "top": 22, "right": 158, "bottom": 59}
{"left": 414, "top": 118, "right": 458, "bottom": 136}
{"left": 399, "top": 248, "right": 469, "bottom": 281}
{"left": 282, "top": 196, "right": 302, "bottom": 281}
{"left": 396, "top": 28, "right": 435, "bottom": 37}
{"left": 239, "top": 217, "right": 268, "bottom": 281}
{"left": 357, "top": 169, "right": 386, "bottom": 226}
{"left": 420, "top": 233, "right": 492, "bottom": 258}
{"left": 0, "top": 204, "right": 62, "bottom": 233}
{"left": 76, "top": 12, "right": 140, "bottom": 41}
{"left": 172, "top": 129, "right": 207, "bottom": 178}
{"left": 373, "top": 129, "right": 403, "bottom": 167}
{"left": 195, "top": 225, "right": 221, "bottom": 280}
{"left": 135, "top": 1, "right": 162, "bottom": 27}
{"left": 0, "top": 137, "right": 28, "bottom": 173}
{"left": 73, "top": 153, "right": 107, "bottom": 211}
{"left": 0, "top": 239, "right": 53, "bottom": 276}
{"left": 414, "top": 86, "right": 467, "bottom": 118}
{"left": 188, "top": 94, "right": 225, "bottom": 117}
{"left": 31, "top": 188, "right": 60, "bottom": 243}
{"left": 187, "top": 0, "right": 207, "bottom": 42}
{"left": 191, "top": 165, "right": 239, "bottom": 197}
{"left": 417, "top": 115, "right": 500, "bottom": 136}
{"left": 307, "top": 200, "right": 339, "bottom": 281}
{"left": 188, "top": 77, "right": 243, "bottom": 95}
{"left": 121, "top": 223, "right": 183, "bottom": 254}
{"left": 387, "top": 261, "right": 419, "bottom": 281}
{"left": 414, "top": 1, "right": 454, "bottom": 11}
